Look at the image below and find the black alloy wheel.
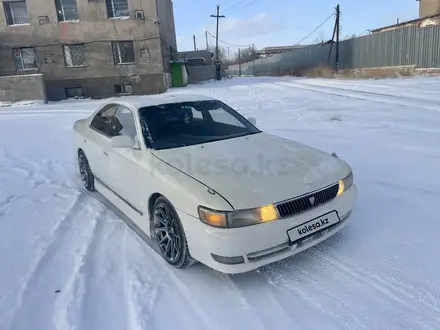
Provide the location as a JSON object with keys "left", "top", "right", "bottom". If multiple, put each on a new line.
{"left": 151, "top": 197, "right": 193, "bottom": 268}
{"left": 78, "top": 150, "right": 95, "bottom": 192}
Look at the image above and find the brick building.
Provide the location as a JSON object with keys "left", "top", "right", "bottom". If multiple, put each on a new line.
{"left": 0, "top": 0, "right": 177, "bottom": 100}
{"left": 419, "top": 0, "right": 440, "bottom": 18}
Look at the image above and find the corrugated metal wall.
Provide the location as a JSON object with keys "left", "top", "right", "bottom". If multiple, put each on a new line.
{"left": 228, "top": 25, "right": 440, "bottom": 76}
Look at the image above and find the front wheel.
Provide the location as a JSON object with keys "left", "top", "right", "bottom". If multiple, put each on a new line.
{"left": 78, "top": 150, "right": 95, "bottom": 192}
{"left": 151, "top": 197, "right": 193, "bottom": 268}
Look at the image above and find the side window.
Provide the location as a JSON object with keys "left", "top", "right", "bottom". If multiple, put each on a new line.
{"left": 90, "top": 104, "right": 118, "bottom": 135}
{"left": 182, "top": 106, "right": 203, "bottom": 120}
{"left": 191, "top": 108, "right": 203, "bottom": 119}
{"left": 208, "top": 108, "right": 245, "bottom": 128}
{"left": 110, "top": 106, "right": 137, "bottom": 139}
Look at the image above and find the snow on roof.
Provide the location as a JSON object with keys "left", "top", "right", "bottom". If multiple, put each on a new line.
{"left": 102, "top": 94, "right": 216, "bottom": 109}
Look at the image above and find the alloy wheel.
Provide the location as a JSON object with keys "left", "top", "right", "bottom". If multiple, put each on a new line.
{"left": 77, "top": 151, "right": 94, "bottom": 191}
{"left": 78, "top": 154, "right": 89, "bottom": 186}
{"left": 153, "top": 202, "right": 182, "bottom": 263}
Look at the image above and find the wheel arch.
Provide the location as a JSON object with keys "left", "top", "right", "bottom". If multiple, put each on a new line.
{"left": 148, "top": 193, "right": 163, "bottom": 219}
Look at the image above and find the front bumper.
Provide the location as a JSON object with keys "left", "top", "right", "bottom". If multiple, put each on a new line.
{"left": 179, "top": 184, "right": 358, "bottom": 274}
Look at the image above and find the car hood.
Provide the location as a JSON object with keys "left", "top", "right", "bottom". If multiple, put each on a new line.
{"left": 152, "top": 132, "right": 351, "bottom": 210}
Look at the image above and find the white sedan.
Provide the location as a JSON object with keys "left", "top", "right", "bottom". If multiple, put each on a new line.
{"left": 72, "top": 95, "right": 357, "bottom": 274}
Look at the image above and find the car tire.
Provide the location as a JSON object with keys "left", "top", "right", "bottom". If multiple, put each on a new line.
{"left": 78, "top": 150, "right": 95, "bottom": 192}
{"left": 151, "top": 196, "right": 193, "bottom": 268}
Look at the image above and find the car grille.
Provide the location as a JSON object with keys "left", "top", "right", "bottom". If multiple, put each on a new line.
{"left": 275, "top": 183, "right": 339, "bottom": 218}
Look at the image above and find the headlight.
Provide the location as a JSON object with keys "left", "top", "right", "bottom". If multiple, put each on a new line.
{"left": 337, "top": 172, "right": 354, "bottom": 196}
{"left": 198, "top": 204, "right": 279, "bottom": 228}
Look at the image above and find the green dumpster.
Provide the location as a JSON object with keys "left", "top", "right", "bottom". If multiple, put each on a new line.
{"left": 170, "top": 62, "right": 189, "bottom": 87}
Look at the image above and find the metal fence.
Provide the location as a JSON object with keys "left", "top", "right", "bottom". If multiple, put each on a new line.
{"left": 228, "top": 25, "right": 440, "bottom": 76}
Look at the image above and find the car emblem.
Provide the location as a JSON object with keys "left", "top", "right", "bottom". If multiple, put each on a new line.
{"left": 309, "top": 196, "right": 315, "bottom": 205}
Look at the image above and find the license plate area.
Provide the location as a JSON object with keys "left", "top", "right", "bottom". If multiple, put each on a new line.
{"left": 287, "top": 211, "right": 340, "bottom": 245}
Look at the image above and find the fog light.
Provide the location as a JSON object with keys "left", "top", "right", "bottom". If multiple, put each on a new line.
{"left": 211, "top": 253, "right": 245, "bottom": 265}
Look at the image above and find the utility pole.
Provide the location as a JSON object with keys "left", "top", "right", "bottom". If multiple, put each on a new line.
{"left": 335, "top": 4, "right": 340, "bottom": 73}
{"left": 210, "top": 5, "right": 225, "bottom": 62}
{"left": 205, "top": 31, "right": 209, "bottom": 50}
{"left": 252, "top": 44, "right": 255, "bottom": 75}
{"left": 328, "top": 7, "right": 337, "bottom": 65}
{"left": 193, "top": 35, "right": 197, "bottom": 51}
{"left": 238, "top": 48, "right": 241, "bottom": 77}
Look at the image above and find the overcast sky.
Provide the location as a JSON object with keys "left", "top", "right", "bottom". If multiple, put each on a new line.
{"left": 173, "top": 0, "right": 419, "bottom": 53}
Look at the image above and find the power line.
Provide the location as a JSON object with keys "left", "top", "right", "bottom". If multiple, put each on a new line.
{"left": 223, "top": 0, "right": 248, "bottom": 13}
{"left": 205, "top": 16, "right": 214, "bottom": 32}
{"left": 225, "top": 0, "right": 263, "bottom": 15}
{"left": 294, "top": 11, "right": 335, "bottom": 45}
{"left": 206, "top": 31, "right": 253, "bottom": 48}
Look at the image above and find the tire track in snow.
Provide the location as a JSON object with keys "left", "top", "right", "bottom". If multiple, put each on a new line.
{"left": 226, "top": 271, "right": 307, "bottom": 330}
{"left": 304, "top": 79, "right": 440, "bottom": 96}
{"left": 1, "top": 149, "right": 81, "bottom": 196}
{"left": 0, "top": 148, "right": 49, "bottom": 188}
{"left": 126, "top": 233, "right": 222, "bottom": 330}
{"left": 0, "top": 149, "right": 80, "bottom": 219}
{"left": 0, "top": 148, "right": 31, "bottom": 179}
{"left": 314, "top": 249, "right": 440, "bottom": 316}
{"left": 312, "top": 240, "right": 440, "bottom": 313}
{"left": 0, "top": 190, "right": 77, "bottom": 219}
{"left": 155, "top": 263, "right": 220, "bottom": 330}
{"left": 309, "top": 250, "right": 440, "bottom": 329}
{"left": 85, "top": 193, "right": 214, "bottom": 330}
{"left": 121, "top": 228, "right": 143, "bottom": 330}
{"left": 0, "top": 194, "right": 19, "bottom": 218}
{"left": 379, "top": 259, "right": 440, "bottom": 292}
{"left": 7, "top": 193, "right": 100, "bottom": 330}
{"left": 122, "top": 230, "right": 161, "bottom": 330}
{"left": 77, "top": 218, "right": 128, "bottom": 330}
{"left": 53, "top": 204, "right": 115, "bottom": 330}
{"left": 269, "top": 81, "right": 439, "bottom": 111}
{"left": 262, "top": 260, "right": 368, "bottom": 330}
{"left": 292, "top": 80, "right": 440, "bottom": 106}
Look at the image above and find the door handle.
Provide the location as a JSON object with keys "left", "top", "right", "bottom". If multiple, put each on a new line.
{"left": 104, "top": 151, "right": 108, "bottom": 156}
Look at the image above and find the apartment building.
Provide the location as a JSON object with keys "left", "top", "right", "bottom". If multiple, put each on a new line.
{"left": 419, "top": 0, "right": 440, "bottom": 18}
{"left": 0, "top": 0, "right": 177, "bottom": 100}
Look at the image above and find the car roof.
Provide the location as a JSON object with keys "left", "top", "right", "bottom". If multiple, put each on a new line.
{"left": 101, "top": 94, "right": 217, "bottom": 110}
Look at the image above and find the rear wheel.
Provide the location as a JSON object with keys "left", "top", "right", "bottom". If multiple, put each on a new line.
{"left": 78, "top": 150, "right": 95, "bottom": 192}
{"left": 151, "top": 197, "right": 193, "bottom": 268}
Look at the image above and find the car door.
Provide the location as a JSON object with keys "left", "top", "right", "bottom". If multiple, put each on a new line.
{"left": 85, "top": 104, "right": 118, "bottom": 183}
{"left": 106, "top": 105, "right": 142, "bottom": 212}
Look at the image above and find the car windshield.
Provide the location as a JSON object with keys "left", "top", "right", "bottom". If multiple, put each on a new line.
{"left": 138, "top": 100, "right": 260, "bottom": 150}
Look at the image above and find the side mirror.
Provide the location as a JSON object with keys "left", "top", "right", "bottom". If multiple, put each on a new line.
{"left": 111, "top": 135, "right": 135, "bottom": 148}
{"left": 248, "top": 116, "right": 257, "bottom": 126}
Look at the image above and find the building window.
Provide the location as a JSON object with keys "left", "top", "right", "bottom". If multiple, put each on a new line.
{"left": 65, "top": 87, "right": 84, "bottom": 99}
{"left": 3, "top": 1, "right": 29, "bottom": 25}
{"left": 55, "top": 0, "right": 79, "bottom": 21}
{"left": 106, "top": 0, "right": 129, "bottom": 18}
{"left": 115, "top": 84, "right": 132, "bottom": 95}
{"left": 112, "top": 41, "right": 135, "bottom": 64}
{"left": 63, "top": 44, "right": 86, "bottom": 67}
{"left": 13, "top": 48, "right": 36, "bottom": 71}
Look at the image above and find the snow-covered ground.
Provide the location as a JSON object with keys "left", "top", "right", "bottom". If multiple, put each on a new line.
{"left": 1, "top": 76, "right": 440, "bottom": 330}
